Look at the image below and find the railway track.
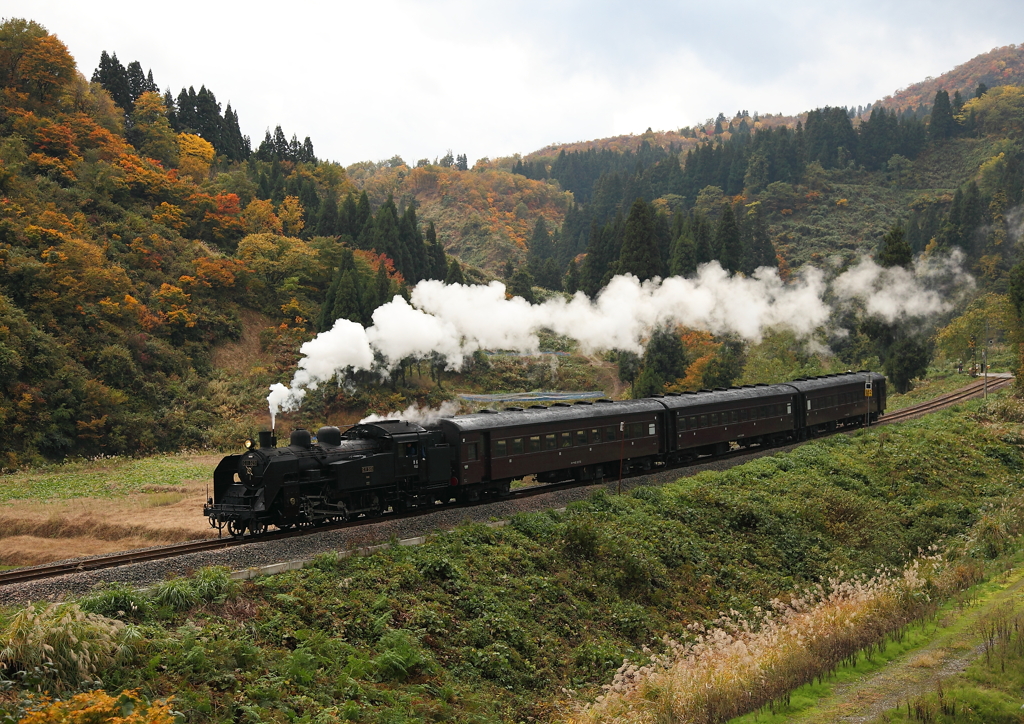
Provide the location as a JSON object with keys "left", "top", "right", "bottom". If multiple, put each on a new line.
{"left": 880, "top": 374, "right": 1013, "bottom": 425}
{"left": 1, "top": 376, "right": 1013, "bottom": 587}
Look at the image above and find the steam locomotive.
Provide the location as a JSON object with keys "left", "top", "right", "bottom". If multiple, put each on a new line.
{"left": 204, "top": 371, "right": 886, "bottom": 536}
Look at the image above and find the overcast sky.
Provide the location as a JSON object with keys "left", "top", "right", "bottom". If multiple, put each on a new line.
{"left": 7, "top": 1, "right": 1023, "bottom": 166}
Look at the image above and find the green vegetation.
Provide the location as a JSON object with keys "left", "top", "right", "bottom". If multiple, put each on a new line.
{"left": 3, "top": 402, "right": 1024, "bottom": 722}
{"left": 0, "top": 454, "right": 212, "bottom": 502}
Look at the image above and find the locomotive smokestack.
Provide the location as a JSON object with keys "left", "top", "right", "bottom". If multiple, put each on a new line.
{"left": 258, "top": 430, "right": 276, "bottom": 448}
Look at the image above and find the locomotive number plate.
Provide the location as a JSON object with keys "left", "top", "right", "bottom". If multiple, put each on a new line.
{"left": 362, "top": 465, "right": 374, "bottom": 473}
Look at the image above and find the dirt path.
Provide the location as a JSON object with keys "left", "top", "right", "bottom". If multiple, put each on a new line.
{"left": 783, "top": 566, "right": 1024, "bottom": 723}
{"left": 585, "top": 353, "right": 626, "bottom": 398}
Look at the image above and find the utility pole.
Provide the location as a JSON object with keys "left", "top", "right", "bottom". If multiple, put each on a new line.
{"left": 984, "top": 320, "right": 989, "bottom": 399}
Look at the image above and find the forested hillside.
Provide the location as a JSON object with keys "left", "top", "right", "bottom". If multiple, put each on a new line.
{"left": 2, "top": 18, "right": 1024, "bottom": 469}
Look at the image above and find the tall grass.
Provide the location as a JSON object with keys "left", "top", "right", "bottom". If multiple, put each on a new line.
{"left": 573, "top": 557, "right": 980, "bottom": 724}
{"left": 0, "top": 602, "right": 140, "bottom": 691}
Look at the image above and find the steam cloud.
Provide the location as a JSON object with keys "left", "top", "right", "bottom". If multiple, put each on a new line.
{"left": 268, "top": 252, "right": 973, "bottom": 422}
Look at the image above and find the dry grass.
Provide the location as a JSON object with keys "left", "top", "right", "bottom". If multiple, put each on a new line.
{"left": 0, "top": 477, "right": 218, "bottom": 566}
{"left": 571, "top": 556, "right": 978, "bottom": 724}
{"left": 908, "top": 650, "right": 945, "bottom": 668}
{"left": 210, "top": 308, "right": 275, "bottom": 374}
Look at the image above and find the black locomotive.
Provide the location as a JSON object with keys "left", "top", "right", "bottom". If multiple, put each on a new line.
{"left": 205, "top": 371, "right": 886, "bottom": 536}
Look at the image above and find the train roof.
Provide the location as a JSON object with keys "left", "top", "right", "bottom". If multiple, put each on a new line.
{"left": 438, "top": 398, "right": 665, "bottom": 433}
{"left": 782, "top": 371, "right": 881, "bottom": 393}
{"left": 654, "top": 383, "right": 796, "bottom": 411}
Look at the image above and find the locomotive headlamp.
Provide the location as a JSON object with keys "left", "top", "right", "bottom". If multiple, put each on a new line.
{"left": 244, "top": 438, "right": 254, "bottom": 450}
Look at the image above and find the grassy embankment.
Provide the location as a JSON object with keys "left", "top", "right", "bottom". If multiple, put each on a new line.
{"left": 2, "top": 396, "right": 1024, "bottom": 723}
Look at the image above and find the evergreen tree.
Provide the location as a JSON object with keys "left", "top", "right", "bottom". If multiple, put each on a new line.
{"left": 124, "top": 61, "right": 148, "bottom": 106}
{"left": 581, "top": 216, "right": 624, "bottom": 296}
{"left": 425, "top": 221, "right": 447, "bottom": 280}
{"left": 884, "top": 337, "right": 930, "bottom": 393}
{"left": 618, "top": 198, "right": 662, "bottom": 281}
{"left": 508, "top": 269, "right": 537, "bottom": 303}
{"left": 668, "top": 219, "right": 696, "bottom": 277}
{"left": 714, "top": 203, "right": 742, "bottom": 272}
{"left": 876, "top": 224, "right": 913, "bottom": 268}
{"left": 742, "top": 202, "right": 776, "bottom": 273}
{"left": 563, "top": 259, "right": 580, "bottom": 294}
{"left": 444, "top": 259, "right": 466, "bottom": 285}
{"left": 929, "top": 90, "right": 956, "bottom": 140}
{"left": 693, "top": 211, "right": 714, "bottom": 266}
{"left": 92, "top": 51, "right": 130, "bottom": 109}
{"left": 372, "top": 197, "right": 403, "bottom": 271}
{"left": 315, "top": 193, "right": 340, "bottom": 237}
{"left": 354, "top": 192, "right": 372, "bottom": 233}
{"left": 319, "top": 249, "right": 363, "bottom": 331}
{"left": 399, "top": 204, "right": 429, "bottom": 283}
{"left": 634, "top": 328, "right": 687, "bottom": 397}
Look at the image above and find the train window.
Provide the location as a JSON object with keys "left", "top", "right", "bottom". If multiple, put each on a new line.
{"left": 700, "top": 415, "right": 707, "bottom": 427}
{"left": 466, "top": 443, "right": 478, "bottom": 461}
{"left": 529, "top": 436, "right": 541, "bottom": 452}
{"left": 689, "top": 416, "right": 697, "bottom": 429}
{"left": 740, "top": 409, "right": 748, "bottom": 421}
{"left": 561, "top": 432, "right": 572, "bottom": 448}
{"left": 512, "top": 438, "right": 524, "bottom": 454}
{"left": 731, "top": 411, "right": 738, "bottom": 423}
{"left": 632, "top": 423, "right": 645, "bottom": 438}
{"left": 648, "top": 422, "right": 656, "bottom": 435}
{"left": 591, "top": 428, "right": 601, "bottom": 443}
{"left": 496, "top": 440, "right": 507, "bottom": 456}
{"left": 807, "top": 399, "right": 812, "bottom": 411}
{"left": 545, "top": 434, "right": 557, "bottom": 450}
{"left": 711, "top": 413, "right": 719, "bottom": 426}
{"left": 786, "top": 403, "right": 792, "bottom": 414}
{"left": 606, "top": 425, "right": 617, "bottom": 440}
{"left": 577, "top": 430, "right": 588, "bottom": 445}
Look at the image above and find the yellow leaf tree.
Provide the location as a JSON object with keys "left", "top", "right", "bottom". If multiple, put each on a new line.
{"left": 176, "top": 132, "right": 214, "bottom": 183}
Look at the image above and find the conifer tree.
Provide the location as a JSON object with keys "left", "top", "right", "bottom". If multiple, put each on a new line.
{"left": 618, "top": 198, "right": 662, "bottom": 281}
{"left": 693, "top": 211, "right": 714, "bottom": 266}
{"left": 668, "top": 219, "right": 696, "bottom": 277}
{"left": 929, "top": 90, "right": 956, "bottom": 140}
{"left": 444, "top": 259, "right": 465, "bottom": 285}
{"left": 563, "top": 259, "right": 580, "bottom": 293}
{"left": 373, "top": 262, "right": 393, "bottom": 313}
{"left": 315, "top": 194, "right": 340, "bottom": 237}
{"left": 714, "top": 203, "right": 742, "bottom": 272}
{"left": 581, "top": 216, "right": 624, "bottom": 296}
{"left": 876, "top": 224, "right": 913, "bottom": 268}
{"left": 425, "top": 221, "right": 447, "bottom": 280}
{"left": 372, "top": 197, "right": 403, "bottom": 271}
{"left": 331, "top": 193, "right": 350, "bottom": 237}
{"left": 742, "top": 202, "right": 776, "bottom": 273}
{"left": 399, "top": 204, "right": 429, "bottom": 283}
{"left": 354, "top": 192, "right": 372, "bottom": 233}
{"left": 634, "top": 328, "right": 687, "bottom": 397}
{"left": 508, "top": 269, "right": 537, "bottom": 303}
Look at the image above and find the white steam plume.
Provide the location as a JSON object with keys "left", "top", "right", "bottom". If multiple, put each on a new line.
{"left": 360, "top": 400, "right": 463, "bottom": 426}
{"left": 267, "top": 254, "right": 973, "bottom": 420}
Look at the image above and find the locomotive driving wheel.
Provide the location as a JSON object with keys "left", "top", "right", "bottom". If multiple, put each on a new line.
{"left": 227, "top": 520, "right": 247, "bottom": 538}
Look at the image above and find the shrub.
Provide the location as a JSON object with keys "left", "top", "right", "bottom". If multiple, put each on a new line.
{"left": 12, "top": 689, "right": 178, "bottom": 723}
{"left": 371, "top": 630, "right": 433, "bottom": 683}
{"left": 80, "top": 582, "right": 151, "bottom": 622}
